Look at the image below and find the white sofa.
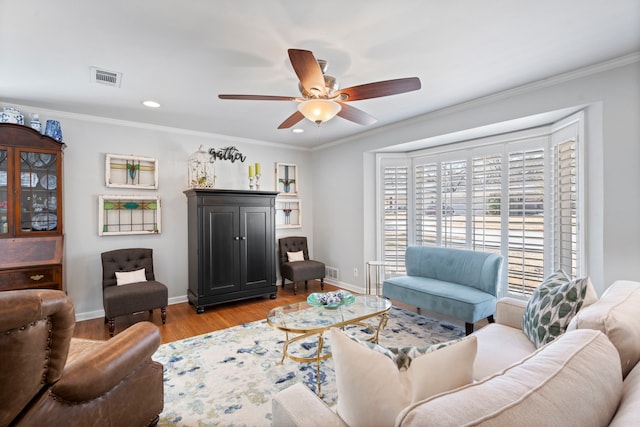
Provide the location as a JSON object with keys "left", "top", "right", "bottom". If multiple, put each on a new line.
{"left": 272, "top": 280, "right": 640, "bottom": 426}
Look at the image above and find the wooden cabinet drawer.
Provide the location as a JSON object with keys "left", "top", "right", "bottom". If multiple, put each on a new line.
{"left": 0, "top": 265, "right": 62, "bottom": 291}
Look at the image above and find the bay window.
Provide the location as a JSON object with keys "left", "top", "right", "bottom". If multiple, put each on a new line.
{"left": 378, "top": 112, "right": 583, "bottom": 298}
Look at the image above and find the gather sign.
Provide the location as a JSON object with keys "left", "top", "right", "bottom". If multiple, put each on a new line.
{"left": 208, "top": 146, "right": 246, "bottom": 163}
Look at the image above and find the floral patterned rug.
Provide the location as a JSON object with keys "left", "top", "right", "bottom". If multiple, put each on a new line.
{"left": 153, "top": 306, "right": 463, "bottom": 427}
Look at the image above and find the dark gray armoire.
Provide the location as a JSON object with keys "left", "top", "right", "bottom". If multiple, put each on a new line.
{"left": 184, "top": 189, "right": 278, "bottom": 313}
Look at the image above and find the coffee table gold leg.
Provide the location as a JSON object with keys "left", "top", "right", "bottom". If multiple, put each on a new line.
{"left": 280, "top": 331, "right": 290, "bottom": 365}
{"left": 316, "top": 332, "right": 324, "bottom": 396}
{"left": 374, "top": 313, "right": 389, "bottom": 343}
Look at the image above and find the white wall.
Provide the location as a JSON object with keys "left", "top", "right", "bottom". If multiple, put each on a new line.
{"left": 1, "top": 108, "right": 313, "bottom": 319}
{"left": 311, "top": 58, "right": 640, "bottom": 296}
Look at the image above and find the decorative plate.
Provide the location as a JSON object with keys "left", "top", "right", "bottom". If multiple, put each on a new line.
{"left": 20, "top": 172, "right": 38, "bottom": 187}
{"left": 40, "top": 174, "right": 57, "bottom": 190}
{"left": 31, "top": 213, "right": 57, "bottom": 231}
{"left": 27, "top": 152, "right": 52, "bottom": 167}
{"left": 307, "top": 290, "right": 355, "bottom": 309}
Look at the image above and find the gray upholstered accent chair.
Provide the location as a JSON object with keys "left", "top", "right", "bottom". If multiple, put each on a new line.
{"left": 278, "top": 236, "right": 325, "bottom": 295}
{"left": 101, "top": 248, "right": 168, "bottom": 337}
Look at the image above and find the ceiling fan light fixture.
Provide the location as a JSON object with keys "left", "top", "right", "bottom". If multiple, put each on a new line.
{"left": 297, "top": 99, "right": 341, "bottom": 125}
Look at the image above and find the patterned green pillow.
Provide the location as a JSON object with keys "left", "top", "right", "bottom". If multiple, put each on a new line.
{"left": 522, "top": 270, "right": 591, "bottom": 347}
{"left": 349, "top": 335, "right": 467, "bottom": 370}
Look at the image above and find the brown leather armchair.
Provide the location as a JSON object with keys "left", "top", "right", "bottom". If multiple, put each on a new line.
{"left": 0, "top": 289, "right": 164, "bottom": 427}
{"left": 102, "top": 248, "right": 168, "bottom": 336}
{"left": 278, "top": 236, "right": 325, "bottom": 295}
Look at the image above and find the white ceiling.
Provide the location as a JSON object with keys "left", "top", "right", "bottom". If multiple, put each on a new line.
{"left": 1, "top": 0, "right": 639, "bottom": 149}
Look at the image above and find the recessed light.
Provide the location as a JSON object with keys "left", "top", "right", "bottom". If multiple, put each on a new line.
{"left": 142, "top": 100, "right": 161, "bottom": 108}
{"left": 292, "top": 128, "right": 304, "bottom": 133}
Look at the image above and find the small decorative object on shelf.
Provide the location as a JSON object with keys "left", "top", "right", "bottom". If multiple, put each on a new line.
{"left": 29, "top": 114, "right": 42, "bottom": 133}
{"left": 44, "top": 120, "right": 63, "bottom": 142}
{"left": 1, "top": 107, "right": 24, "bottom": 125}
{"left": 248, "top": 162, "right": 261, "bottom": 190}
{"left": 188, "top": 145, "right": 216, "bottom": 188}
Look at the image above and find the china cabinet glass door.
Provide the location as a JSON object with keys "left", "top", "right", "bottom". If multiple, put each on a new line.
{"left": 18, "top": 150, "right": 58, "bottom": 233}
{"left": 0, "top": 149, "right": 7, "bottom": 235}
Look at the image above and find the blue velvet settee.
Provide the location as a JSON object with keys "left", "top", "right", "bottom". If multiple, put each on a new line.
{"left": 383, "top": 246, "right": 503, "bottom": 335}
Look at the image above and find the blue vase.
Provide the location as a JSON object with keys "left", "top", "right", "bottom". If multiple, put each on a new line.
{"left": 44, "top": 120, "right": 63, "bottom": 142}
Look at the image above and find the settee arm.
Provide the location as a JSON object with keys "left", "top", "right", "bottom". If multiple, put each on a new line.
{"left": 273, "top": 383, "right": 348, "bottom": 427}
{"left": 495, "top": 297, "right": 527, "bottom": 329}
{"left": 52, "top": 321, "right": 161, "bottom": 402}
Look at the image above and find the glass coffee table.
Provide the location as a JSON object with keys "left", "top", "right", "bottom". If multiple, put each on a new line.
{"left": 267, "top": 294, "right": 391, "bottom": 395}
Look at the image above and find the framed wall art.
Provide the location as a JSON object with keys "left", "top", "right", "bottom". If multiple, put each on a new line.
{"left": 106, "top": 153, "right": 158, "bottom": 189}
{"left": 275, "top": 198, "right": 301, "bottom": 229}
{"left": 275, "top": 162, "right": 298, "bottom": 196}
{"left": 98, "top": 195, "right": 161, "bottom": 236}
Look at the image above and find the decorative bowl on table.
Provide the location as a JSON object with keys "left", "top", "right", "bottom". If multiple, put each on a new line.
{"left": 307, "top": 290, "right": 355, "bottom": 309}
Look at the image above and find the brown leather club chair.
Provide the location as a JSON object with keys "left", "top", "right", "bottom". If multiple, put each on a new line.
{"left": 278, "top": 236, "right": 325, "bottom": 295}
{"left": 0, "top": 289, "right": 164, "bottom": 427}
{"left": 102, "top": 248, "right": 168, "bottom": 336}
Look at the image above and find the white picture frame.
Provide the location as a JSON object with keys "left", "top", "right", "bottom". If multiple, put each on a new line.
{"left": 275, "top": 162, "right": 298, "bottom": 196}
{"left": 276, "top": 198, "right": 302, "bottom": 229}
{"left": 105, "top": 153, "right": 158, "bottom": 189}
{"left": 98, "top": 194, "right": 161, "bottom": 236}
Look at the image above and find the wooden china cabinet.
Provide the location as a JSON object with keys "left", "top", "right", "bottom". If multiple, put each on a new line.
{"left": 0, "top": 123, "right": 64, "bottom": 292}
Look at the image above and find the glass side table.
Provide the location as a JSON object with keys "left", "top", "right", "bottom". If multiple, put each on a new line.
{"left": 366, "top": 261, "right": 387, "bottom": 296}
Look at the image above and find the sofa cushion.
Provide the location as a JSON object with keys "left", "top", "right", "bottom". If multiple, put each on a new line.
{"left": 396, "top": 329, "right": 623, "bottom": 427}
{"left": 567, "top": 280, "right": 640, "bottom": 377}
{"left": 382, "top": 276, "right": 496, "bottom": 324}
{"left": 329, "top": 328, "right": 476, "bottom": 427}
{"left": 472, "top": 323, "right": 536, "bottom": 380}
{"left": 609, "top": 361, "right": 640, "bottom": 426}
{"left": 521, "top": 271, "right": 592, "bottom": 347}
{"left": 351, "top": 334, "right": 468, "bottom": 370}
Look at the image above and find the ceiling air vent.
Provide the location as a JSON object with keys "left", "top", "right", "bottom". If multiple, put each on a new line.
{"left": 90, "top": 67, "right": 122, "bottom": 87}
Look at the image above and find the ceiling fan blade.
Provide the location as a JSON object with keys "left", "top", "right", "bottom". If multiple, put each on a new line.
{"left": 277, "top": 110, "right": 305, "bottom": 129}
{"left": 337, "top": 103, "right": 377, "bottom": 126}
{"left": 337, "top": 77, "right": 421, "bottom": 101}
{"left": 219, "top": 94, "right": 297, "bottom": 101}
{"left": 288, "top": 49, "right": 326, "bottom": 96}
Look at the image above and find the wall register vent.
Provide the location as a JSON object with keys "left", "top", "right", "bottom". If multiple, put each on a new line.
{"left": 325, "top": 266, "right": 339, "bottom": 280}
{"left": 90, "top": 67, "right": 122, "bottom": 87}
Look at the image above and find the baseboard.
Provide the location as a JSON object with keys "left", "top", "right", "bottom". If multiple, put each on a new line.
{"left": 323, "top": 278, "right": 364, "bottom": 295}
{"left": 73, "top": 284, "right": 366, "bottom": 322}
{"left": 74, "top": 294, "right": 188, "bottom": 322}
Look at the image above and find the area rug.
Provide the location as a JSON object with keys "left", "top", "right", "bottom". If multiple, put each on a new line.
{"left": 153, "top": 306, "right": 464, "bottom": 427}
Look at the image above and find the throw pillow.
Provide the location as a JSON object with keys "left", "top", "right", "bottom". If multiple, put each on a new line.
{"left": 115, "top": 268, "right": 147, "bottom": 286}
{"left": 287, "top": 251, "right": 305, "bottom": 262}
{"left": 330, "top": 328, "right": 477, "bottom": 427}
{"left": 522, "top": 270, "right": 593, "bottom": 347}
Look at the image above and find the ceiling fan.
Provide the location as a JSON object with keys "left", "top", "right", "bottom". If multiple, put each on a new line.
{"left": 218, "top": 49, "right": 421, "bottom": 129}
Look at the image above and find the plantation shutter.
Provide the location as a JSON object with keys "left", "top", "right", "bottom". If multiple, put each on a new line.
{"left": 382, "top": 164, "right": 409, "bottom": 276}
{"left": 440, "top": 159, "right": 467, "bottom": 248}
{"left": 415, "top": 162, "right": 438, "bottom": 246}
{"left": 471, "top": 154, "right": 502, "bottom": 254}
{"left": 554, "top": 139, "right": 577, "bottom": 277}
{"left": 507, "top": 148, "right": 545, "bottom": 296}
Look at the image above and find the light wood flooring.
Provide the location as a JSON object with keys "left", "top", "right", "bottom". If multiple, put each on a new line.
{"left": 73, "top": 281, "right": 485, "bottom": 344}
{"left": 73, "top": 281, "right": 342, "bottom": 343}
